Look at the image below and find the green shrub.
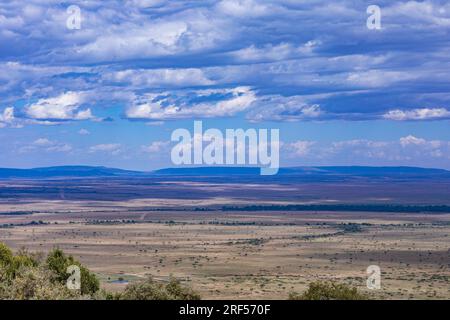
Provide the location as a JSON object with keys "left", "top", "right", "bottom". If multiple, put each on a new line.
{"left": 165, "top": 277, "right": 201, "bottom": 300}
{"left": 0, "top": 245, "right": 38, "bottom": 280}
{"left": 0, "top": 243, "right": 201, "bottom": 300}
{"left": 0, "top": 266, "right": 77, "bottom": 300}
{"left": 46, "top": 248, "right": 100, "bottom": 295}
{"left": 0, "top": 243, "right": 13, "bottom": 266}
{"left": 120, "top": 276, "right": 201, "bottom": 300}
{"left": 289, "top": 281, "right": 367, "bottom": 300}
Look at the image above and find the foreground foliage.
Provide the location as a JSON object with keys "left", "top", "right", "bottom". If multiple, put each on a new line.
{"left": 289, "top": 281, "right": 368, "bottom": 300}
{"left": 2, "top": 243, "right": 367, "bottom": 301}
{"left": 118, "top": 277, "right": 201, "bottom": 300}
{"left": 0, "top": 242, "right": 200, "bottom": 300}
{"left": 0, "top": 243, "right": 81, "bottom": 300}
{"left": 46, "top": 248, "right": 99, "bottom": 296}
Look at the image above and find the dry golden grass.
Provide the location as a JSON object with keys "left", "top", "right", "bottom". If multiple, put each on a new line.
{"left": 1, "top": 207, "right": 449, "bottom": 299}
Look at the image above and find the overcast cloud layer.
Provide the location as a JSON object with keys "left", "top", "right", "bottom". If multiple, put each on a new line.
{"left": 1, "top": 0, "right": 449, "bottom": 169}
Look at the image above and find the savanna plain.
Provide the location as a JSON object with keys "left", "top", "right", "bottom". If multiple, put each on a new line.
{"left": 1, "top": 175, "right": 449, "bottom": 299}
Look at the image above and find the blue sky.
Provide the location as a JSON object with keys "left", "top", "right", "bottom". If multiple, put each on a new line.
{"left": 0, "top": 0, "right": 449, "bottom": 170}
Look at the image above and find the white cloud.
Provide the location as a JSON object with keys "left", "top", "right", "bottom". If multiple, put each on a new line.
{"left": 19, "top": 138, "right": 72, "bottom": 153}
{"left": 25, "top": 92, "right": 95, "bottom": 121}
{"left": 104, "top": 68, "right": 214, "bottom": 88}
{"left": 0, "top": 107, "right": 14, "bottom": 122}
{"left": 216, "top": 0, "right": 274, "bottom": 17}
{"left": 332, "top": 139, "right": 389, "bottom": 149}
{"left": 399, "top": 135, "right": 427, "bottom": 147}
{"left": 145, "top": 121, "right": 165, "bottom": 126}
{"left": 33, "top": 138, "right": 53, "bottom": 146}
{"left": 326, "top": 136, "right": 448, "bottom": 161}
{"left": 246, "top": 95, "right": 322, "bottom": 122}
{"left": 141, "top": 141, "right": 170, "bottom": 153}
{"left": 383, "top": 108, "right": 450, "bottom": 121}
{"left": 46, "top": 143, "right": 72, "bottom": 152}
{"left": 400, "top": 135, "right": 442, "bottom": 148}
{"left": 89, "top": 143, "right": 122, "bottom": 155}
{"left": 284, "top": 141, "right": 316, "bottom": 157}
{"left": 78, "top": 129, "right": 90, "bottom": 135}
{"left": 66, "top": 7, "right": 233, "bottom": 63}
{"left": 385, "top": 1, "right": 450, "bottom": 27}
{"left": 346, "top": 70, "right": 417, "bottom": 88}
{"left": 76, "top": 21, "right": 189, "bottom": 61}
{"left": 1, "top": 0, "right": 450, "bottom": 130}
{"left": 126, "top": 87, "right": 256, "bottom": 120}
{"left": 230, "top": 41, "right": 320, "bottom": 63}
{"left": 0, "top": 107, "right": 16, "bottom": 127}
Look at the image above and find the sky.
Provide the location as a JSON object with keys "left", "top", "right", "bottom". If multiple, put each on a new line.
{"left": 0, "top": 0, "right": 449, "bottom": 170}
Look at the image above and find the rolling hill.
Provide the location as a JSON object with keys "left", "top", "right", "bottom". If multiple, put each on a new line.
{"left": 0, "top": 165, "right": 449, "bottom": 180}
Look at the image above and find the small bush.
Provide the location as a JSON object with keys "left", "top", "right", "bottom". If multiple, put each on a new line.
{"left": 46, "top": 248, "right": 100, "bottom": 295}
{"left": 0, "top": 243, "right": 13, "bottom": 266}
{"left": 0, "top": 266, "right": 77, "bottom": 300}
{"left": 0, "top": 244, "right": 38, "bottom": 280}
{"left": 289, "top": 281, "right": 367, "bottom": 300}
{"left": 120, "top": 276, "right": 201, "bottom": 300}
{"left": 0, "top": 243, "right": 201, "bottom": 300}
{"left": 0, "top": 244, "right": 78, "bottom": 300}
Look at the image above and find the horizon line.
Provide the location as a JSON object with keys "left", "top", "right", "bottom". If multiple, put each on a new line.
{"left": 0, "top": 164, "right": 449, "bottom": 172}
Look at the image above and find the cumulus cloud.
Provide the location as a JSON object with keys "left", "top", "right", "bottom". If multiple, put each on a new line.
{"left": 78, "top": 128, "right": 90, "bottom": 135}
{"left": 0, "top": 1, "right": 449, "bottom": 125}
{"left": 126, "top": 87, "right": 256, "bottom": 120}
{"left": 75, "top": 21, "right": 190, "bottom": 61}
{"left": 18, "top": 138, "right": 72, "bottom": 153}
{"left": 284, "top": 141, "right": 316, "bottom": 157}
{"left": 103, "top": 68, "right": 214, "bottom": 88}
{"left": 332, "top": 140, "right": 390, "bottom": 149}
{"left": 246, "top": 95, "right": 322, "bottom": 122}
{"left": 229, "top": 41, "right": 321, "bottom": 63}
{"left": 345, "top": 70, "right": 418, "bottom": 88}
{"left": 46, "top": 144, "right": 73, "bottom": 152}
{"left": 383, "top": 108, "right": 450, "bottom": 120}
{"left": 273, "top": 136, "right": 450, "bottom": 169}
{"left": 284, "top": 135, "right": 450, "bottom": 166}
{"left": 0, "top": 0, "right": 450, "bottom": 166}
{"left": 385, "top": 1, "right": 450, "bottom": 27}
{"left": 89, "top": 143, "right": 122, "bottom": 155}
{"left": 400, "top": 135, "right": 442, "bottom": 148}
{"left": 33, "top": 138, "right": 53, "bottom": 147}
{"left": 141, "top": 141, "right": 170, "bottom": 153}
{"left": 0, "top": 107, "right": 16, "bottom": 127}
{"left": 25, "top": 92, "right": 95, "bottom": 121}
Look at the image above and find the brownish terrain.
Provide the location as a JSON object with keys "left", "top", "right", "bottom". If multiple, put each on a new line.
{"left": 1, "top": 169, "right": 449, "bottom": 299}
{"left": 1, "top": 201, "right": 449, "bottom": 299}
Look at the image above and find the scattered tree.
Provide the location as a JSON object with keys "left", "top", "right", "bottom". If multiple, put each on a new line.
{"left": 120, "top": 276, "right": 200, "bottom": 300}
{"left": 0, "top": 242, "right": 201, "bottom": 300}
{"left": 289, "top": 281, "right": 367, "bottom": 300}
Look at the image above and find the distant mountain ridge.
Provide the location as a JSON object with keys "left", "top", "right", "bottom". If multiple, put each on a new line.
{"left": 0, "top": 165, "right": 449, "bottom": 179}
{"left": 153, "top": 166, "right": 450, "bottom": 176}
{"left": 0, "top": 166, "right": 143, "bottom": 178}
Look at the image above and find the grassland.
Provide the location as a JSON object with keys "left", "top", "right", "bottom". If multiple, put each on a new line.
{"left": 0, "top": 174, "right": 449, "bottom": 299}
{"left": 1, "top": 205, "right": 449, "bottom": 299}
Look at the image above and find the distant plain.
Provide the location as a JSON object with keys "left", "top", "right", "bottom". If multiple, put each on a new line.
{"left": 1, "top": 167, "right": 449, "bottom": 299}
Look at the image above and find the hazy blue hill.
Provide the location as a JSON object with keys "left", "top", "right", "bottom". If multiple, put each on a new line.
{"left": 307, "top": 166, "right": 450, "bottom": 175}
{"left": 0, "top": 165, "right": 449, "bottom": 179}
{"left": 153, "top": 167, "right": 263, "bottom": 175}
{"left": 153, "top": 166, "right": 450, "bottom": 177}
{"left": 1, "top": 165, "right": 449, "bottom": 204}
{"left": 0, "top": 166, "right": 143, "bottom": 178}
{"left": 32, "top": 166, "right": 141, "bottom": 175}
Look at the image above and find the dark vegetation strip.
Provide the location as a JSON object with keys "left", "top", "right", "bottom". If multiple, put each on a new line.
{"left": 2, "top": 204, "right": 450, "bottom": 217}
{"left": 227, "top": 223, "right": 365, "bottom": 246}
{"left": 0, "top": 211, "right": 40, "bottom": 215}
{"left": 222, "top": 204, "right": 450, "bottom": 213}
